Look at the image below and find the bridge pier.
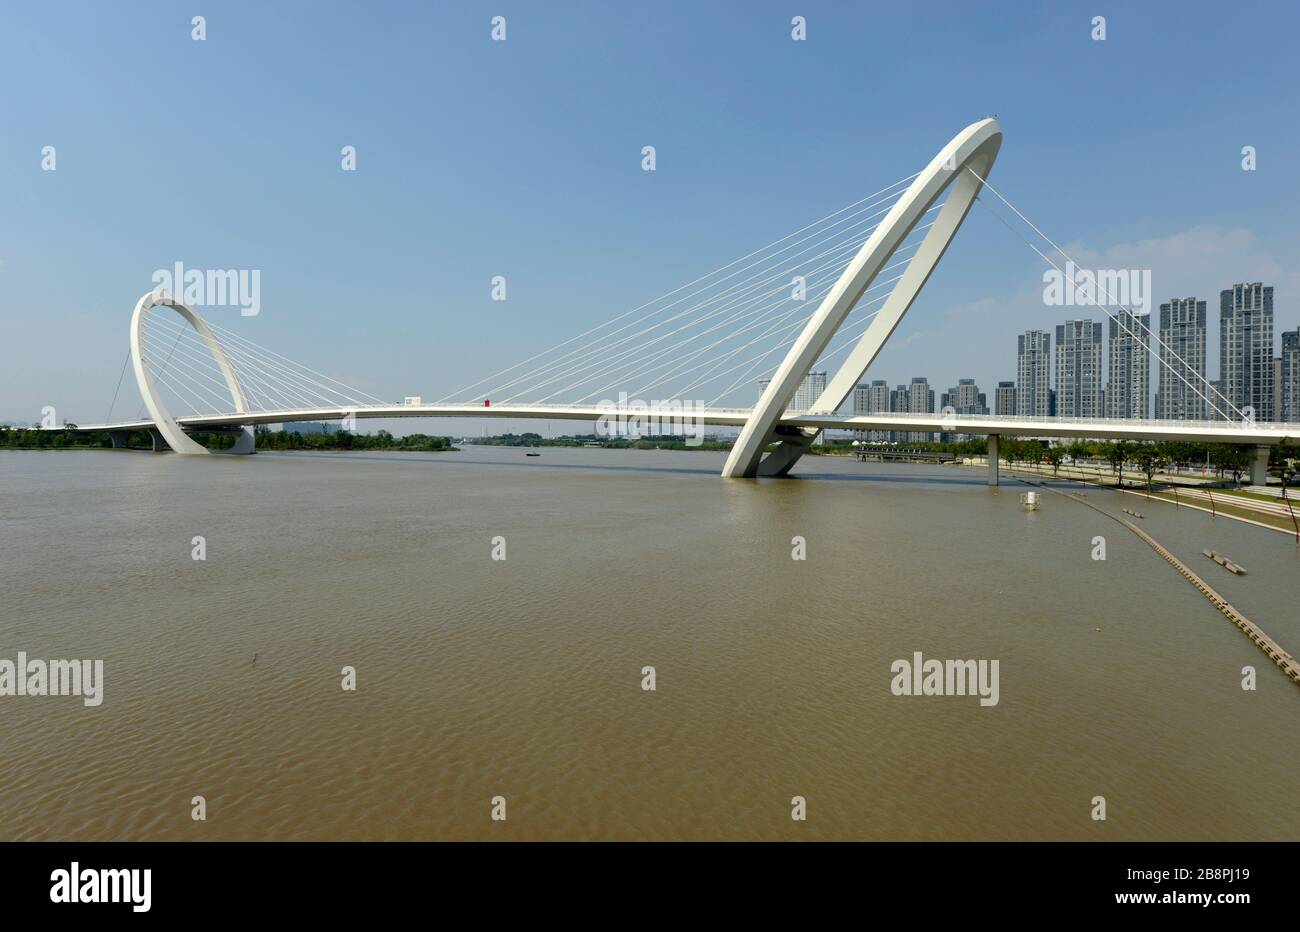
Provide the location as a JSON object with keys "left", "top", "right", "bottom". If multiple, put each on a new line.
{"left": 987, "top": 434, "right": 1000, "bottom": 487}
{"left": 108, "top": 430, "right": 128, "bottom": 449}
{"left": 150, "top": 427, "right": 167, "bottom": 453}
{"left": 755, "top": 429, "right": 818, "bottom": 477}
{"left": 231, "top": 426, "right": 256, "bottom": 454}
{"left": 1250, "top": 445, "right": 1271, "bottom": 486}
{"left": 216, "top": 425, "right": 256, "bottom": 455}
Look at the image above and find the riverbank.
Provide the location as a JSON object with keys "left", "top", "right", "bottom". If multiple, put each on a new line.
{"left": 0, "top": 427, "right": 459, "bottom": 454}
{"left": 964, "top": 458, "right": 1300, "bottom": 535}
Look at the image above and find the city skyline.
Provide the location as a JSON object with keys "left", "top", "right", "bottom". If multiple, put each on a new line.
{"left": 850, "top": 281, "right": 1299, "bottom": 429}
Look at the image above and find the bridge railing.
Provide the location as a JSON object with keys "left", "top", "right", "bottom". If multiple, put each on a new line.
{"left": 227, "top": 404, "right": 1289, "bottom": 432}
{"left": 402, "top": 401, "right": 762, "bottom": 415}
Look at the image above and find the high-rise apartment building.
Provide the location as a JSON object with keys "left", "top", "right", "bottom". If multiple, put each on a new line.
{"left": 865, "top": 379, "right": 891, "bottom": 414}
{"left": 890, "top": 383, "right": 911, "bottom": 443}
{"left": 793, "top": 370, "right": 828, "bottom": 413}
{"left": 940, "top": 378, "right": 988, "bottom": 414}
{"left": 907, "top": 377, "right": 935, "bottom": 415}
{"left": 1155, "top": 298, "right": 1208, "bottom": 420}
{"left": 1274, "top": 357, "right": 1284, "bottom": 425}
{"left": 1106, "top": 310, "right": 1151, "bottom": 419}
{"left": 759, "top": 371, "right": 828, "bottom": 414}
{"left": 1220, "top": 283, "right": 1274, "bottom": 422}
{"left": 853, "top": 379, "right": 892, "bottom": 441}
{"left": 939, "top": 378, "right": 987, "bottom": 441}
{"left": 852, "top": 384, "right": 868, "bottom": 416}
{"left": 904, "top": 377, "right": 934, "bottom": 442}
{"left": 1054, "top": 319, "right": 1103, "bottom": 418}
{"left": 1017, "top": 330, "right": 1051, "bottom": 418}
{"left": 994, "top": 381, "right": 1016, "bottom": 416}
{"left": 1282, "top": 329, "right": 1300, "bottom": 423}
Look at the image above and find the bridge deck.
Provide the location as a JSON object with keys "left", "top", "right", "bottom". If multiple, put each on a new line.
{"left": 62, "top": 403, "right": 1298, "bottom": 445}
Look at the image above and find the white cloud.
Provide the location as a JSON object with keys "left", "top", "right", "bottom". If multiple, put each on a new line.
{"left": 1064, "top": 224, "right": 1300, "bottom": 305}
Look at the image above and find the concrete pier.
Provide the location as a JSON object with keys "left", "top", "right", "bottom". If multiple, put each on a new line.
{"left": 1251, "top": 445, "right": 1270, "bottom": 486}
{"left": 987, "top": 434, "right": 1000, "bottom": 486}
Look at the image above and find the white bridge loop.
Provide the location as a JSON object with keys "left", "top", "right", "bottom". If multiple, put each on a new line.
{"left": 722, "top": 118, "right": 1003, "bottom": 478}
{"left": 131, "top": 292, "right": 254, "bottom": 455}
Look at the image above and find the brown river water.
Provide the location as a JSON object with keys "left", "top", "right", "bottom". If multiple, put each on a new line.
{"left": 1, "top": 447, "right": 1296, "bottom": 840}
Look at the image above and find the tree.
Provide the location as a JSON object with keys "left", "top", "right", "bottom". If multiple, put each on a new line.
{"left": 1211, "top": 445, "right": 1250, "bottom": 485}
{"left": 1066, "top": 440, "right": 1089, "bottom": 478}
{"left": 1006, "top": 438, "right": 1039, "bottom": 470}
{"left": 1044, "top": 447, "right": 1064, "bottom": 478}
{"left": 1108, "top": 442, "right": 1130, "bottom": 487}
{"left": 1132, "top": 445, "right": 1168, "bottom": 494}
{"left": 1163, "top": 441, "right": 1199, "bottom": 476}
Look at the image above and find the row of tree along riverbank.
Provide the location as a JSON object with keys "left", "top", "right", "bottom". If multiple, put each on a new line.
{"left": 0, "top": 426, "right": 457, "bottom": 453}
{"left": 828, "top": 437, "right": 1299, "bottom": 488}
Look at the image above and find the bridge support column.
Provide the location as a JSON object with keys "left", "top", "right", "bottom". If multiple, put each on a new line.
{"left": 1250, "top": 445, "right": 1271, "bottom": 486}
{"left": 224, "top": 426, "right": 256, "bottom": 455}
{"left": 149, "top": 427, "right": 167, "bottom": 453}
{"left": 755, "top": 429, "right": 819, "bottom": 477}
{"left": 987, "top": 434, "right": 1000, "bottom": 487}
{"left": 108, "top": 430, "right": 128, "bottom": 449}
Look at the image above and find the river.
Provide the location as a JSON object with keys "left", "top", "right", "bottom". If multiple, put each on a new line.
{"left": 1, "top": 447, "right": 1296, "bottom": 840}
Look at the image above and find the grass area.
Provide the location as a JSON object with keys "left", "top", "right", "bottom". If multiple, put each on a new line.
{"left": 1146, "top": 489, "right": 1299, "bottom": 534}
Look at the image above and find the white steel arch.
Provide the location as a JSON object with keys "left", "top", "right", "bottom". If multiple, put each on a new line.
{"left": 722, "top": 118, "right": 1003, "bottom": 478}
{"left": 130, "top": 291, "right": 254, "bottom": 454}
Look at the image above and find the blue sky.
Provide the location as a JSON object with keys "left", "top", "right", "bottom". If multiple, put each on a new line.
{"left": 3, "top": 0, "right": 1298, "bottom": 430}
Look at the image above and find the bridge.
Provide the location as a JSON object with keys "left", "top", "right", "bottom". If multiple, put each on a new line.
{"left": 54, "top": 118, "right": 1297, "bottom": 483}
{"left": 80, "top": 404, "right": 1294, "bottom": 485}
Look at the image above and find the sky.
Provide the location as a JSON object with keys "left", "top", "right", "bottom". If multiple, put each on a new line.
{"left": 2, "top": 0, "right": 1298, "bottom": 434}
